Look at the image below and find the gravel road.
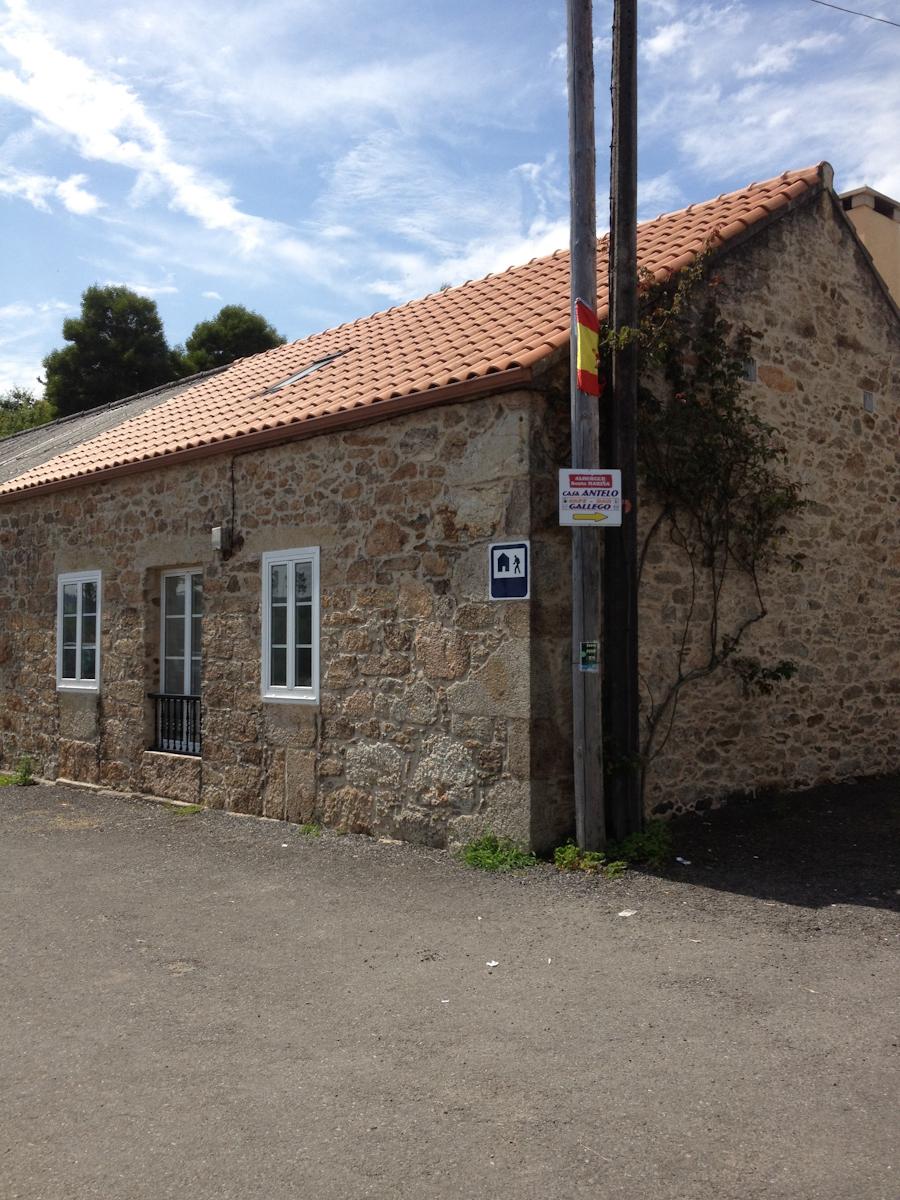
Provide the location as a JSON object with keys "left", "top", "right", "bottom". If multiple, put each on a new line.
{"left": 1, "top": 778, "right": 897, "bottom": 1200}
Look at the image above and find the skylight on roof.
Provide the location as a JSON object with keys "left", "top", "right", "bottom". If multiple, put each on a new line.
{"left": 264, "top": 351, "right": 345, "bottom": 394}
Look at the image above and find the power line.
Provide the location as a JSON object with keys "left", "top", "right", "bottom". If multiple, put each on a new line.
{"left": 808, "top": 0, "right": 900, "bottom": 27}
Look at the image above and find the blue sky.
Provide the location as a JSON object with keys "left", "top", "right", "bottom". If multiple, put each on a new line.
{"left": 1, "top": 0, "right": 898, "bottom": 394}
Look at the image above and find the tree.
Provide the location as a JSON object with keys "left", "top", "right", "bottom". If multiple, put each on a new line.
{"left": 174, "top": 305, "right": 286, "bottom": 376}
{"left": 43, "top": 285, "right": 175, "bottom": 417}
{"left": 0, "top": 387, "right": 56, "bottom": 439}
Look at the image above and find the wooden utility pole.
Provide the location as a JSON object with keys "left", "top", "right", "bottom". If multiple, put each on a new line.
{"left": 567, "top": 0, "right": 604, "bottom": 850}
{"left": 605, "top": 0, "right": 642, "bottom": 839}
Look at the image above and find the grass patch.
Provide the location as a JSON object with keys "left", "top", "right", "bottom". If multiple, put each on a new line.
{"left": 459, "top": 833, "right": 536, "bottom": 873}
{"left": 551, "top": 820, "right": 673, "bottom": 878}
{"left": 164, "top": 802, "right": 204, "bottom": 816}
{"left": 606, "top": 820, "right": 672, "bottom": 869}
{"left": 553, "top": 840, "right": 628, "bottom": 878}
{"left": 298, "top": 822, "right": 323, "bottom": 837}
{"left": 0, "top": 756, "right": 36, "bottom": 787}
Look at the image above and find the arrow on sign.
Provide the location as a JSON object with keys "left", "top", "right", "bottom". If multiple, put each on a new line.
{"left": 573, "top": 512, "right": 608, "bottom": 522}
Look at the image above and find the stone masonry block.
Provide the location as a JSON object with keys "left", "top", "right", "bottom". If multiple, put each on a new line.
{"left": 322, "top": 785, "right": 374, "bottom": 834}
{"left": 58, "top": 693, "right": 99, "bottom": 742}
{"left": 58, "top": 738, "right": 100, "bottom": 785}
{"left": 285, "top": 749, "right": 317, "bottom": 824}
{"left": 141, "top": 751, "right": 201, "bottom": 804}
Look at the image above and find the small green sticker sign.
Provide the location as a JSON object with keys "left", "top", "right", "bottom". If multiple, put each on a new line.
{"left": 579, "top": 640, "right": 599, "bottom": 672}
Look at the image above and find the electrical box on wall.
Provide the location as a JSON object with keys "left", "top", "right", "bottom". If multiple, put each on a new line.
{"left": 211, "top": 525, "right": 233, "bottom": 555}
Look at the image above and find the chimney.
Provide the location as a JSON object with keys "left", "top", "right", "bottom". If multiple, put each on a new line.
{"left": 840, "top": 186, "right": 900, "bottom": 305}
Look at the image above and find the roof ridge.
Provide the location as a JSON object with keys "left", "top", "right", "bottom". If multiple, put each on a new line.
{"left": 648, "top": 162, "right": 825, "bottom": 225}
{"left": 252, "top": 166, "right": 827, "bottom": 358}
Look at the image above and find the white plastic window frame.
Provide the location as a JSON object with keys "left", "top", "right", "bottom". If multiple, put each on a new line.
{"left": 159, "top": 568, "right": 203, "bottom": 696}
{"left": 56, "top": 570, "right": 102, "bottom": 692}
{"left": 261, "top": 547, "right": 320, "bottom": 704}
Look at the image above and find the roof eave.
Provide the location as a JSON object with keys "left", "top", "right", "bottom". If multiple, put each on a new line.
{"left": 0, "top": 365, "right": 535, "bottom": 504}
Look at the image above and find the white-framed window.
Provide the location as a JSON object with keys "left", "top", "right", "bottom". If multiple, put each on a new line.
{"left": 160, "top": 569, "right": 203, "bottom": 696}
{"left": 157, "top": 569, "right": 202, "bottom": 755}
{"left": 261, "top": 547, "right": 320, "bottom": 703}
{"left": 56, "top": 570, "right": 101, "bottom": 691}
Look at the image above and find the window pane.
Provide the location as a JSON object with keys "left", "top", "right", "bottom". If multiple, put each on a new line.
{"left": 271, "top": 603, "right": 287, "bottom": 647}
{"left": 62, "top": 647, "right": 77, "bottom": 679}
{"left": 191, "top": 574, "right": 203, "bottom": 617}
{"left": 81, "top": 614, "right": 96, "bottom": 647}
{"left": 262, "top": 553, "right": 317, "bottom": 698}
{"left": 63, "top": 584, "right": 78, "bottom": 615}
{"left": 62, "top": 614, "right": 78, "bottom": 647}
{"left": 164, "top": 658, "right": 184, "bottom": 694}
{"left": 191, "top": 614, "right": 202, "bottom": 657}
{"left": 165, "top": 575, "right": 185, "bottom": 616}
{"left": 295, "top": 647, "right": 312, "bottom": 688}
{"left": 81, "top": 580, "right": 97, "bottom": 615}
{"left": 270, "top": 645, "right": 287, "bottom": 687}
{"left": 270, "top": 563, "right": 287, "bottom": 603}
{"left": 295, "top": 603, "right": 312, "bottom": 647}
{"left": 295, "top": 561, "right": 312, "bottom": 602}
{"left": 165, "top": 615, "right": 185, "bottom": 658}
{"left": 190, "top": 656, "right": 201, "bottom": 696}
{"left": 81, "top": 647, "right": 96, "bottom": 680}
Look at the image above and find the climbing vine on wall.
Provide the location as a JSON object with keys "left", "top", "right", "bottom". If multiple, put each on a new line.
{"left": 604, "top": 256, "right": 806, "bottom": 801}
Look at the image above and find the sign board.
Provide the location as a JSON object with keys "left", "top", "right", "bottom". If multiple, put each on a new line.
{"left": 580, "top": 640, "right": 599, "bottom": 673}
{"left": 559, "top": 469, "right": 622, "bottom": 527}
{"left": 489, "top": 541, "right": 529, "bottom": 600}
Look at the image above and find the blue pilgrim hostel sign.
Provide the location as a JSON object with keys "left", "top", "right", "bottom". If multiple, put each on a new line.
{"left": 489, "top": 540, "right": 530, "bottom": 600}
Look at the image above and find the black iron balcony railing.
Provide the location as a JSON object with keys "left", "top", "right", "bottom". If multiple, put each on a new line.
{"left": 149, "top": 693, "right": 201, "bottom": 756}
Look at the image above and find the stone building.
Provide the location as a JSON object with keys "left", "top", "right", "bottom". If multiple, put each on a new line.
{"left": 0, "top": 162, "right": 897, "bottom": 848}
{"left": 841, "top": 185, "right": 900, "bottom": 304}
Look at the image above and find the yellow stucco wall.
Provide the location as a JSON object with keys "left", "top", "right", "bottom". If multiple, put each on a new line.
{"left": 844, "top": 196, "right": 900, "bottom": 304}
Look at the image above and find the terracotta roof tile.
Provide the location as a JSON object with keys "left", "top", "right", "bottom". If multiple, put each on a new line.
{"left": 0, "top": 164, "right": 825, "bottom": 498}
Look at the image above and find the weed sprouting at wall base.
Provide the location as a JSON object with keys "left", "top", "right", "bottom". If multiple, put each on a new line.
{"left": 459, "top": 834, "right": 536, "bottom": 872}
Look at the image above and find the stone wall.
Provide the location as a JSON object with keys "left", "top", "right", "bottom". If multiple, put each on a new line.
{"left": 530, "top": 191, "right": 900, "bottom": 817}
{"left": 0, "top": 392, "right": 557, "bottom": 847}
{"left": 637, "top": 193, "right": 899, "bottom": 812}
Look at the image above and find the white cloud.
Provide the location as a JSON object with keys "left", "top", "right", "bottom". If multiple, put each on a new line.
{"left": 638, "top": 0, "right": 900, "bottom": 200}
{"left": 0, "top": 298, "right": 71, "bottom": 320}
{"left": 201, "top": 290, "right": 222, "bottom": 300}
{"left": 0, "top": 353, "right": 43, "bottom": 393}
{"left": 638, "top": 171, "right": 685, "bottom": 218}
{"left": 0, "top": 301, "right": 35, "bottom": 319}
{"left": 0, "top": 294, "right": 75, "bottom": 393}
{"left": 0, "top": 0, "right": 577, "bottom": 323}
{"left": 101, "top": 279, "right": 179, "bottom": 297}
{"left": 311, "top": 137, "right": 573, "bottom": 304}
{"left": 0, "top": 3, "right": 314, "bottom": 259}
{"left": 736, "top": 33, "right": 842, "bottom": 79}
{"left": 0, "top": 165, "right": 101, "bottom": 214}
{"left": 643, "top": 20, "right": 689, "bottom": 62}
{"left": 22, "top": 0, "right": 503, "bottom": 147}
{"left": 55, "top": 172, "right": 102, "bottom": 214}
{"left": 363, "top": 215, "right": 571, "bottom": 306}
{"left": 0, "top": 167, "right": 52, "bottom": 209}
{"left": 550, "top": 32, "right": 611, "bottom": 65}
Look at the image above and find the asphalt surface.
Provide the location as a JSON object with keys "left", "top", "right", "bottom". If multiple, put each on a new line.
{"left": 2, "top": 780, "right": 898, "bottom": 1200}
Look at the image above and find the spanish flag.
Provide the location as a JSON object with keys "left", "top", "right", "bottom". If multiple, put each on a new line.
{"left": 574, "top": 298, "right": 602, "bottom": 397}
